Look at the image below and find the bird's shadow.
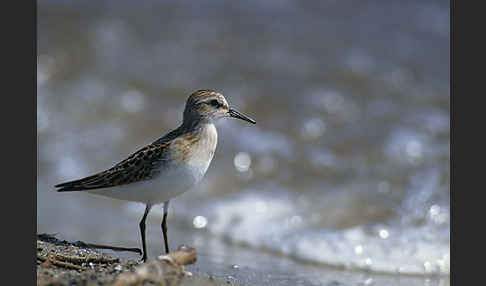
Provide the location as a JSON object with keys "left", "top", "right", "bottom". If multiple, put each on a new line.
{"left": 37, "top": 233, "right": 142, "bottom": 254}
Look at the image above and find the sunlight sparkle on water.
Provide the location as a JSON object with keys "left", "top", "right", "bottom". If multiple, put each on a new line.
{"left": 406, "top": 139, "right": 423, "bottom": 161}
{"left": 193, "top": 215, "right": 208, "bottom": 229}
{"left": 379, "top": 229, "right": 389, "bottom": 239}
{"left": 234, "top": 152, "right": 252, "bottom": 172}
{"left": 120, "top": 89, "right": 145, "bottom": 113}
{"left": 429, "top": 204, "right": 448, "bottom": 224}
{"left": 301, "top": 117, "right": 326, "bottom": 140}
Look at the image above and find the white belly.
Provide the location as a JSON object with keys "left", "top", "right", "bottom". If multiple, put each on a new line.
{"left": 87, "top": 162, "right": 205, "bottom": 204}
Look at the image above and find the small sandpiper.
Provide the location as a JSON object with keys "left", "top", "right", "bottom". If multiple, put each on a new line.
{"left": 55, "top": 89, "right": 256, "bottom": 261}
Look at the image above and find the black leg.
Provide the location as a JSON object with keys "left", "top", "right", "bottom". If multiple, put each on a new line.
{"left": 139, "top": 204, "right": 152, "bottom": 262}
{"left": 161, "top": 201, "right": 170, "bottom": 254}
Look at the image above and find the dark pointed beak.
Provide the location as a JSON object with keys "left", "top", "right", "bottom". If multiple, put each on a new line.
{"left": 228, "top": 108, "right": 256, "bottom": 124}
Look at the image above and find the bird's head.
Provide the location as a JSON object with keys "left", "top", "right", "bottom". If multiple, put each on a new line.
{"left": 183, "top": 89, "right": 256, "bottom": 125}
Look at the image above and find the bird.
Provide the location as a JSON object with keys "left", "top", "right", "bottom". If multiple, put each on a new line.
{"left": 55, "top": 89, "right": 256, "bottom": 262}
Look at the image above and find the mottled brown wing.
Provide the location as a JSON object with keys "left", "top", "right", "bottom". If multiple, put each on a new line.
{"left": 55, "top": 142, "right": 171, "bottom": 192}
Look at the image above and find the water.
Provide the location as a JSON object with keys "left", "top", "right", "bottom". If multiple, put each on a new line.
{"left": 37, "top": 1, "right": 450, "bottom": 285}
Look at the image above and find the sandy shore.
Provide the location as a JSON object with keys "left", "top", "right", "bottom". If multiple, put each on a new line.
{"left": 36, "top": 233, "right": 239, "bottom": 286}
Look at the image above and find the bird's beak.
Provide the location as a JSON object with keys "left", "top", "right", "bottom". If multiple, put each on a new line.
{"left": 228, "top": 108, "right": 256, "bottom": 124}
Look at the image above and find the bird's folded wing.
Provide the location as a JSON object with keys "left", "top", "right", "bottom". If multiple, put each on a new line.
{"left": 55, "top": 142, "right": 171, "bottom": 192}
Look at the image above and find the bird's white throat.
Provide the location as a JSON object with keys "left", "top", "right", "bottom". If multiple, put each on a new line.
{"left": 185, "top": 123, "right": 218, "bottom": 177}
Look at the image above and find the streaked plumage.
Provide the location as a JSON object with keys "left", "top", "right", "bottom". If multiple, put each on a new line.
{"left": 55, "top": 89, "right": 255, "bottom": 262}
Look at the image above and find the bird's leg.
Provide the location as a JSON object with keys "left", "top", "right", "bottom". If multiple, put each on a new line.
{"left": 161, "top": 201, "right": 170, "bottom": 254}
{"left": 139, "top": 204, "right": 152, "bottom": 262}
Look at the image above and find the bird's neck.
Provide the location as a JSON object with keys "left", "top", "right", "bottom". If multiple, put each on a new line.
{"left": 180, "top": 115, "right": 213, "bottom": 132}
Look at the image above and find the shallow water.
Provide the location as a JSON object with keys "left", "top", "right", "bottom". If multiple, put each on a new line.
{"left": 37, "top": 1, "right": 450, "bottom": 285}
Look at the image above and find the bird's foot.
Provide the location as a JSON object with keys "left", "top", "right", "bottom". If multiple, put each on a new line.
{"left": 139, "top": 256, "right": 147, "bottom": 263}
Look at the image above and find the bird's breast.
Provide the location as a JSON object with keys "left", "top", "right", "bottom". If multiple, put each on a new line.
{"left": 171, "top": 123, "right": 218, "bottom": 184}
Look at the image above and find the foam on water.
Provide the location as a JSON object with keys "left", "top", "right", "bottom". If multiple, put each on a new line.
{"left": 175, "top": 183, "right": 449, "bottom": 276}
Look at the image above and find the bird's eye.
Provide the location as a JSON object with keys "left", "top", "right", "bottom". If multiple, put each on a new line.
{"left": 210, "top": 99, "right": 220, "bottom": 107}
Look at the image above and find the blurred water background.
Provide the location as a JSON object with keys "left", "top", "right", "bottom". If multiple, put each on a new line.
{"left": 37, "top": 1, "right": 450, "bottom": 285}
